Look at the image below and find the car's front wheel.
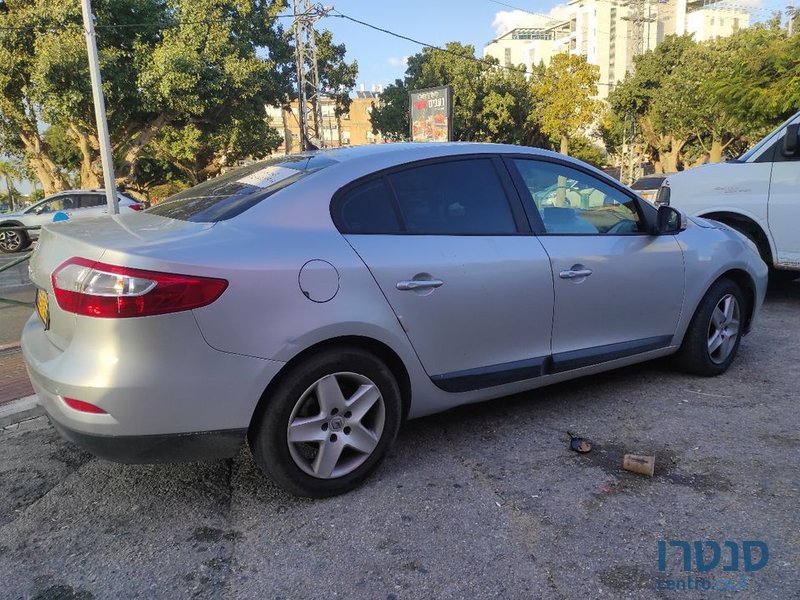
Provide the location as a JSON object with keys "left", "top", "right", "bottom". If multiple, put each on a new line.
{"left": 249, "top": 347, "right": 402, "bottom": 497}
{"left": 676, "top": 278, "right": 745, "bottom": 376}
{"left": 0, "top": 227, "right": 29, "bottom": 253}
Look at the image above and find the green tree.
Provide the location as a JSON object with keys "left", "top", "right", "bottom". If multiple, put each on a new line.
{"left": 702, "top": 24, "right": 799, "bottom": 136}
{"left": 609, "top": 35, "right": 696, "bottom": 172}
{"left": 0, "top": 158, "right": 23, "bottom": 211}
{"left": 370, "top": 79, "right": 410, "bottom": 141}
{"left": 0, "top": 0, "right": 294, "bottom": 193}
{"left": 530, "top": 53, "right": 599, "bottom": 156}
{"left": 369, "top": 43, "right": 544, "bottom": 146}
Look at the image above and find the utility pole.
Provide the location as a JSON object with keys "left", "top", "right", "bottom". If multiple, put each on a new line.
{"left": 292, "top": 1, "right": 326, "bottom": 150}
{"left": 80, "top": 0, "right": 118, "bottom": 214}
{"left": 622, "top": 0, "right": 655, "bottom": 64}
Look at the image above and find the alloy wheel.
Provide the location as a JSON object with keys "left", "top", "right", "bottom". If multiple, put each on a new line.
{"left": 286, "top": 372, "right": 386, "bottom": 479}
{"left": 707, "top": 293, "right": 740, "bottom": 365}
{"left": 0, "top": 230, "right": 22, "bottom": 252}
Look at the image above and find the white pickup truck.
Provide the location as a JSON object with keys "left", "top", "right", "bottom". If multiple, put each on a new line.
{"left": 657, "top": 111, "right": 800, "bottom": 280}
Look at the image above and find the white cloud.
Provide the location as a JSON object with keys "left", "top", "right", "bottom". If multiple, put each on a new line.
{"left": 492, "top": 4, "right": 570, "bottom": 37}
{"left": 387, "top": 56, "right": 409, "bottom": 68}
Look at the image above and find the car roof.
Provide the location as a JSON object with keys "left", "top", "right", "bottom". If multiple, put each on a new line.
{"left": 307, "top": 142, "right": 622, "bottom": 190}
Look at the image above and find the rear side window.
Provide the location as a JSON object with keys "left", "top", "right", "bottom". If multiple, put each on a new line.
{"left": 78, "top": 194, "right": 103, "bottom": 208}
{"left": 388, "top": 159, "right": 516, "bottom": 235}
{"left": 147, "top": 154, "right": 336, "bottom": 222}
{"left": 338, "top": 179, "right": 402, "bottom": 234}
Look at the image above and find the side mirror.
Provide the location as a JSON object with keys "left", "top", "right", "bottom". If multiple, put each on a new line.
{"left": 656, "top": 205, "right": 687, "bottom": 234}
{"left": 784, "top": 123, "right": 799, "bottom": 156}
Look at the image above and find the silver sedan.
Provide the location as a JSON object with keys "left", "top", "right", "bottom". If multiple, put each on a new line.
{"left": 21, "top": 143, "right": 768, "bottom": 497}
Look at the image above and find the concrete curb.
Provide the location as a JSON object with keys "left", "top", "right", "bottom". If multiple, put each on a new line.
{"left": 0, "top": 394, "right": 44, "bottom": 429}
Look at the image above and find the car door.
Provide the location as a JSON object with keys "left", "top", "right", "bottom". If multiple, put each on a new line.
{"left": 334, "top": 156, "right": 555, "bottom": 390}
{"left": 767, "top": 136, "right": 800, "bottom": 267}
{"left": 506, "top": 156, "right": 685, "bottom": 372}
{"left": 75, "top": 193, "right": 108, "bottom": 218}
{"left": 24, "top": 194, "right": 76, "bottom": 226}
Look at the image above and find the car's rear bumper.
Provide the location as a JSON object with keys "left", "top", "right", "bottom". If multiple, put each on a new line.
{"left": 21, "top": 310, "right": 284, "bottom": 461}
{"left": 47, "top": 416, "right": 246, "bottom": 462}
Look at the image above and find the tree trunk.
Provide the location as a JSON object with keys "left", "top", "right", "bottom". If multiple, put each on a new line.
{"left": 114, "top": 114, "right": 170, "bottom": 186}
{"left": 70, "top": 124, "right": 102, "bottom": 188}
{"left": 663, "top": 137, "right": 686, "bottom": 173}
{"left": 27, "top": 155, "right": 69, "bottom": 195}
{"left": 4, "top": 175, "right": 14, "bottom": 211}
{"left": 560, "top": 134, "right": 569, "bottom": 156}
{"left": 281, "top": 107, "right": 292, "bottom": 154}
{"left": 709, "top": 138, "right": 723, "bottom": 163}
{"left": 18, "top": 131, "right": 70, "bottom": 194}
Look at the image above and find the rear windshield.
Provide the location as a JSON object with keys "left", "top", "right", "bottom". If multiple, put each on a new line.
{"left": 147, "top": 154, "right": 336, "bottom": 222}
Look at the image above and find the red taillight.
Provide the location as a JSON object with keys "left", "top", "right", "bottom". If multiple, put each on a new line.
{"left": 51, "top": 257, "right": 228, "bottom": 318}
{"left": 127, "top": 204, "right": 143, "bottom": 211}
{"left": 64, "top": 397, "right": 107, "bottom": 414}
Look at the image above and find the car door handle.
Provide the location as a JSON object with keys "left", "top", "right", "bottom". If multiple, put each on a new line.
{"left": 559, "top": 268, "right": 593, "bottom": 279}
{"left": 396, "top": 279, "right": 444, "bottom": 291}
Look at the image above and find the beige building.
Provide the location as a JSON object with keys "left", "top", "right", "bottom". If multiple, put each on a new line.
{"left": 484, "top": 0, "right": 749, "bottom": 98}
{"left": 265, "top": 94, "right": 383, "bottom": 155}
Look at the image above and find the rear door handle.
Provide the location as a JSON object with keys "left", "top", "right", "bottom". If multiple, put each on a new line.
{"left": 559, "top": 268, "right": 593, "bottom": 279}
{"left": 396, "top": 279, "right": 444, "bottom": 291}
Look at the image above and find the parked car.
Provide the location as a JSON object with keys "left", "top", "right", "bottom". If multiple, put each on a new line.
{"left": 0, "top": 190, "right": 143, "bottom": 253}
{"left": 657, "top": 111, "right": 800, "bottom": 281}
{"left": 22, "top": 144, "right": 767, "bottom": 497}
{"left": 631, "top": 174, "right": 670, "bottom": 203}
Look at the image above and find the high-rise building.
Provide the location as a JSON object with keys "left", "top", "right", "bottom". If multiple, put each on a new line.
{"left": 484, "top": 0, "right": 750, "bottom": 98}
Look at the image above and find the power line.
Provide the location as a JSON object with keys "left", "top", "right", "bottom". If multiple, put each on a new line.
{"left": 327, "top": 10, "right": 614, "bottom": 85}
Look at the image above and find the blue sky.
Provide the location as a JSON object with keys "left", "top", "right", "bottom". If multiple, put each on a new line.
{"left": 317, "top": 0, "right": 790, "bottom": 89}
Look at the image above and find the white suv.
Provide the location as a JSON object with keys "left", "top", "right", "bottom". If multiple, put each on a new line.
{"left": 658, "top": 111, "right": 800, "bottom": 281}
{"left": 0, "top": 190, "right": 143, "bottom": 253}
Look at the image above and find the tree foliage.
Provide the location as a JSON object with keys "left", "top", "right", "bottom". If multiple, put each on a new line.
{"left": 0, "top": 0, "right": 355, "bottom": 196}
{"left": 370, "top": 43, "right": 546, "bottom": 147}
{"left": 609, "top": 26, "right": 799, "bottom": 171}
{"left": 530, "top": 53, "right": 600, "bottom": 156}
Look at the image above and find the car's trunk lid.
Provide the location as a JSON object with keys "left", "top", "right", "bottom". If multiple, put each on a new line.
{"left": 29, "top": 213, "right": 214, "bottom": 350}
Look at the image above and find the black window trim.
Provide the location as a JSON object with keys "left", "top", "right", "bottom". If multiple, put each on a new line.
{"left": 500, "top": 154, "right": 658, "bottom": 236}
{"left": 331, "top": 153, "right": 532, "bottom": 236}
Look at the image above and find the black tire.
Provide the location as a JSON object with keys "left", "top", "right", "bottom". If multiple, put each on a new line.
{"left": 0, "top": 227, "right": 29, "bottom": 253}
{"left": 676, "top": 278, "right": 745, "bottom": 376}
{"left": 249, "top": 347, "right": 402, "bottom": 498}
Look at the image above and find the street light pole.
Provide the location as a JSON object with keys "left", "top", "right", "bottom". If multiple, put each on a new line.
{"left": 80, "top": 0, "right": 119, "bottom": 214}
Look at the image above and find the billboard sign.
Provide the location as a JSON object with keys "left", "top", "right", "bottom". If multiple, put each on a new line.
{"left": 409, "top": 85, "right": 453, "bottom": 142}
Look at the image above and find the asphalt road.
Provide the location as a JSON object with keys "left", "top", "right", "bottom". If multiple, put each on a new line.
{"left": 0, "top": 281, "right": 798, "bottom": 599}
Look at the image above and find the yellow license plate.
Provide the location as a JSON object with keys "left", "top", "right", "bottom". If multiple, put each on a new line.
{"left": 36, "top": 288, "right": 50, "bottom": 331}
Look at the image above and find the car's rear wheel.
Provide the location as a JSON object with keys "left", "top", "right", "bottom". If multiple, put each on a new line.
{"left": 676, "top": 278, "right": 745, "bottom": 376}
{"left": 249, "top": 347, "right": 402, "bottom": 497}
{"left": 0, "top": 228, "right": 28, "bottom": 253}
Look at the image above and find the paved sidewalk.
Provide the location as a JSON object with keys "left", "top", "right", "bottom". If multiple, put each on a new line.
{"left": 0, "top": 346, "right": 34, "bottom": 406}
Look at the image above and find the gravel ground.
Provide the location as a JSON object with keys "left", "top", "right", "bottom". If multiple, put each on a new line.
{"left": 0, "top": 281, "right": 797, "bottom": 600}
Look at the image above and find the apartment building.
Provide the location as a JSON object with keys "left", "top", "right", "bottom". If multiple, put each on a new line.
{"left": 484, "top": 0, "right": 750, "bottom": 98}
{"left": 265, "top": 93, "right": 383, "bottom": 155}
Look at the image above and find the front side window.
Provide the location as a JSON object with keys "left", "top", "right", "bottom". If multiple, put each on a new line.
{"left": 388, "top": 159, "right": 517, "bottom": 235}
{"left": 29, "top": 196, "right": 75, "bottom": 214}
{"left": 512, "top": 159, "right": 643, "bottom": 234}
